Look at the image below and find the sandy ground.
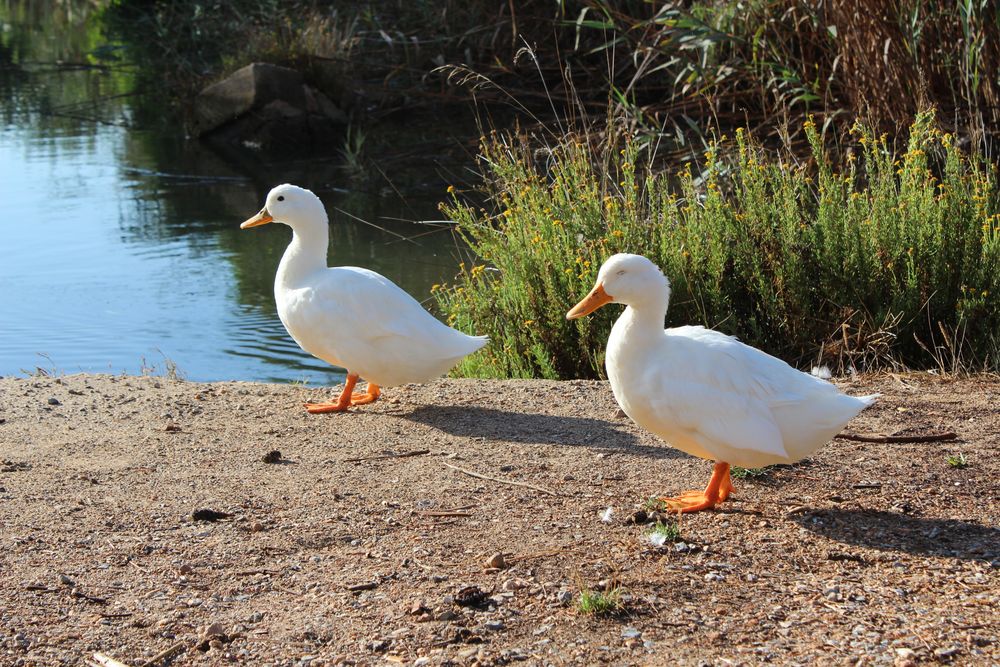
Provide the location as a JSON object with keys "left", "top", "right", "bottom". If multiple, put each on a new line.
{"left": 0, "top": 372, "right": 997, "bottom": 667}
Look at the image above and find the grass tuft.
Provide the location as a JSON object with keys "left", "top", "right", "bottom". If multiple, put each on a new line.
{"left": 646, "top": 520, "right": 681, "bottom": 546}
{"left": 731, "top": 466, "right": 772, "bottom": 480}
{"left": 576, "top": 588, "right": 623, "bottom": 616}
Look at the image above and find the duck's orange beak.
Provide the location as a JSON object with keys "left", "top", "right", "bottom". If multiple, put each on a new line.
{"left": 240, "top": 207, "right": 273, "bottom": 229}
{"left": 567, "top": 283, "right": 613, "bottom": 319}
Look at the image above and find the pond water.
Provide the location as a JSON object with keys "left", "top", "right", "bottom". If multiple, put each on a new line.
{"left": 0, "top": 1, "right": 472, "bottom": 384}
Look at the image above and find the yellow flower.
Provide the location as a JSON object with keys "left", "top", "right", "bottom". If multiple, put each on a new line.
{"left": 447, "top": 185, "right": 455, "bottom": 193}
{"left": 611, "top": 229, "right": 623, "bottom": 237}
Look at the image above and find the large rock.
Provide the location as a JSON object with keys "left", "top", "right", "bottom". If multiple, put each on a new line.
{"left": 193, "top": 63, "right": 305, "bottom": 136}
{"left": 192, "top": 62, "right": 347, "bottom": 156}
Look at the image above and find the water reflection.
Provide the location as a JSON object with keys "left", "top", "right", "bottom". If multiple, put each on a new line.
{"left": 0, "top": 0, "right": 469, "bottom": 383}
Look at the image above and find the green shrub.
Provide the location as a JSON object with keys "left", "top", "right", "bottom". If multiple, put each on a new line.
{"left": 437, "top": 111, "right": 1000, "bottom": 379}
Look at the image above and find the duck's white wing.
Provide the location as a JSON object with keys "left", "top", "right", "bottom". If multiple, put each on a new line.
{"left": 310, "top": 266, "right": 484, "bottom": 360}
{"left": 312, "top": 266, "right": 446, "bottom": 338}
{"left": 648, "top": 326, "right": 811, "bottom": 460}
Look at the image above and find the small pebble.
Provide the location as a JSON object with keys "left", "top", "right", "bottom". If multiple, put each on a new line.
{"left": 934, "top": 646, "right": 961, "bottom": 659}
{"left": 484, "top": 552, "right": 506, "bottom": 570}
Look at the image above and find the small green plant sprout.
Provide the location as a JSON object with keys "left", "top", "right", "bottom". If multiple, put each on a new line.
{"left": 646, "top": 520, "right": 681, "bottom": 548}
{"left": 643, "top": 497, "right": 668, "bottom": 511}
{"left": 576, "top": 587, "right": 623, "bottom": 616}
{"left": 946, "top": 453, "right": 968, "bottom": 468}
{"left": 731, "top": 466, "right": 772, "bottom": 480}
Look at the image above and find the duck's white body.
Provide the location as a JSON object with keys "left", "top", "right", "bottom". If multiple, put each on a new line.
{"left": 245, "top": 184, "right": 486, "bottom": 391}
{"left": 607, "top": 316, "right": 876, "bottom": 468}
{"left": 276, "top": 261, "right": 486, "bottom": 387}
{"left": 571, "top": 254, "right": 876, "bottom": 471}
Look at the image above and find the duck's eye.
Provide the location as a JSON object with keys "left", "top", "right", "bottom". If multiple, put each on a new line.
{"left": 616, "top": 270, "right": 626, "bottom": 276}
{"left": 277, "top": 195, "right": 285, "bottom": 202}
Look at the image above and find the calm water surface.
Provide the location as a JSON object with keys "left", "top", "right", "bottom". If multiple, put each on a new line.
{"left": 0, "top": 2, "right": 469, "bottom": 383}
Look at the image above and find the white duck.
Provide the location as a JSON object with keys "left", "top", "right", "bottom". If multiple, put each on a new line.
{"left": 241, "top": 184, "right": 487, "bottom": 413}
{"left": 567, "top": 254, "right": 877, "bottom": 512}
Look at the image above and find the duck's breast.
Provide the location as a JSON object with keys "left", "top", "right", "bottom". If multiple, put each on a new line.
{"left": 605, "top": 321, "right": 718, "bottom": 461}
{"left": 276, "top": 282, "right": 353, "bottom": 369}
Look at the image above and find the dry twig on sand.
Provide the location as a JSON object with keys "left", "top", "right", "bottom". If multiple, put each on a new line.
{"left": 88, "top": 653, "right": 132, "bottom": 667}
{"left": 835, "top": 431, "right": 957, "bottom": 444}
{"left": 344, "top": 449, "right": 430, "bottom": 463}
{"left": 139, "top": 641, "right": 186, "bottom": 667}
{"left": 442, "top": 462, "right": 559, "bottom": 496}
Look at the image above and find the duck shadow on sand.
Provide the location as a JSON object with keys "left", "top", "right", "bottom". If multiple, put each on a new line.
{"left": 404, "top": 405, "right": 685, "bottom": 460}
{"left": 794, "top": 508, "right": 999, "bottom": 562}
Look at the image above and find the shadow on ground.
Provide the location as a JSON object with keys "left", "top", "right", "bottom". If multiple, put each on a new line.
{"left": 404, "top": 405, "right": 685, "bottom": 459}
{"left": 795, "top": 508, "right": 999, "bottom": 561}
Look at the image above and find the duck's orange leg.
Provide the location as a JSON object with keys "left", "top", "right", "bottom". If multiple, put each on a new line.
{"left": 718, "top": 466, "right": 735, "bottom": 502}
{"left": 657, "top": 462, "right": 732, "bottom": 513}
{"left": 350, "top": 382, "right": 381, "bottom": 406}
{"left": 305, "top": 374, "right": 359, "bottom": 414}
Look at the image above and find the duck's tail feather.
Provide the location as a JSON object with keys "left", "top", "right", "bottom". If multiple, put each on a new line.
{"left": 464, "top": 334, "right": 489, "bottom": 355}
{"left": 857, "top": 393, "right": 880, "bottom": 407}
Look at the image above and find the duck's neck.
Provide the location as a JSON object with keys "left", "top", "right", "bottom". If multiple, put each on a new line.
{"left": 276, "top": 221, "right": 330, "bottom": 289}
{"left": 611, "top": 302, "right": 668, "bottom": 348}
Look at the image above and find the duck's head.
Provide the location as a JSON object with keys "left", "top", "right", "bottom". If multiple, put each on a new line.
{"left": 240, "top": 184, "right": 328, "bottom": 231}
{"left": 566, "top": 253, "right": 671, "bottom": 319}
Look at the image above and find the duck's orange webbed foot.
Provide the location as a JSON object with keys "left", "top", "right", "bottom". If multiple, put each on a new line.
{"left": 349, "top": 382, "right": 381, "bottom": 406}
{"left": 657, "top": 462, "right": 733, "bottom": 513}
{"left": 304, "top": 373, "right": 361, "bottom": 414}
